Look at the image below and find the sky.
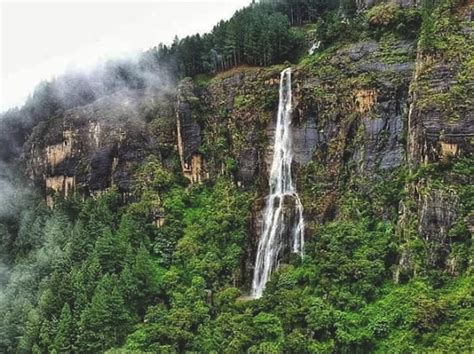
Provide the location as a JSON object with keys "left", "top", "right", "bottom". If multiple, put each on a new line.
{"left": 0, "top": 0, "right": 251, "bottom": 112}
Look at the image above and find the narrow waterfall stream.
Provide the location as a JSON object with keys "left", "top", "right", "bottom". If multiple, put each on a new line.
{"left": 251, "top": 67, "right": 304, "bottom": 299}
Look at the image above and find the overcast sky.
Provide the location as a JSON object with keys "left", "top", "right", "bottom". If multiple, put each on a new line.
{"left": 0, "top": 0, "right": 250, "bottom": 112}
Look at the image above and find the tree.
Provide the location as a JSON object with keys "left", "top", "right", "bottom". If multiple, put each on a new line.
{"left": 77, "top": 275, "right": 131, "bottom": 352}
{"left": 52, "top": 303, "right": 74, "bottom": 352}
{"left": 94, "top": 227, "right": 128, "bottom": 274}
{"left": 17, "top": 308, "right": 41, "bottom": 353}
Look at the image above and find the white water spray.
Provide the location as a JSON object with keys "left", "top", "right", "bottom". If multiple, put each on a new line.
{"left": 251, "top": 68, "right": 304, "bottom": 298}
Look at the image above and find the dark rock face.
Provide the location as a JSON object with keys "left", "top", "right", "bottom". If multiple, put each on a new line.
{"left": 408, "top": 60, "right": 474, "bottom": 166}
{"left": 354, "top": 95, "right": 406, "bottom": 174}
{"left": 202, "top": 67, "right": 282, "bottom": 187}
{"left": 176, "top": 78, "right": 206, "bottom": 184}
{"left": 24, "top": 89, "right": 174, "bottom": 202}
{"left": 292, "top": 118, "right": 319, "bottom": 165}
{"left": 176, "top": 79, "right": 201, "bottom": 163}
{"left": 89, "top": 147, "right": 115, "bottom": 191}
{"left": 408, "top": 5, "right": 473, "bottom": 167}
{"left": 264, "top": 117, "right": 319, "bottom": 171}
{"left": 244, "top": 196, "right": 266, "bottom": 287}
{"left": 290, "top": 38, "right": 416, "bottom": 226}
{"left": 419, "top": 189, "right": 459, "bottom": 268}
{"left": 399, "top": 4, "right": 474, "bottom": 274}
{"left": 236, "top": 131, "right": 259, "bottom": 186}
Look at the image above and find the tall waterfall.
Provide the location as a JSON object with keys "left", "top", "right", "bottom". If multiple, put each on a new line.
{"left": 251, "top": 67, "right": 304, "bottom": 298}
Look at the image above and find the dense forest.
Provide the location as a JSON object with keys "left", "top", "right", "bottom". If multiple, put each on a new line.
{"left": 0, "top": 0, "right": 473, "bottom": 352}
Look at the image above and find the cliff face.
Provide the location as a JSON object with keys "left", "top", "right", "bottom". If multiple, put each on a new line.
{"left": 20, "top": 1, "right": 472, "bottom": 282}
{"left": 24, "top": 88, "right": 176, "bottom": 205}
{"left": 400, "top": 2, "right": 474, "bottom": 276}
{"left": 293, "top": 36, "right": 415, "bottom": 222}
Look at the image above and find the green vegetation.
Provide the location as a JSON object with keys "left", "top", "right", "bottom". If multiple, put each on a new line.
{"left": 1, "top": 151, "right": 471, "bottom": 352}
{"left": 0, "top": 0, "right": 472, "bottom": 352}
{"left": 366, "top": 3, "right": 421, "bottom": 39}
{"left": 416, "top": 0, "right": 473, "bottom": 120}
{"left": 0, "top": 160, "right": 254, "bottom": 352}
{"left": 158, "top": 3, "right": 306, "bottom": 78}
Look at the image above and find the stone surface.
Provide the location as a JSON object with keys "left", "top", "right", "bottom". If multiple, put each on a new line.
{"left": 24, "top": 88, "right": 173, "bottom": 200}
{"left": 396, "top": 3, "right": 474, "bottom": 274}
{"left": 176, "top": 78, "right": 205, "bottom": 183}
{"left": 419, "top": 188, "right": 459, "bottom": 268}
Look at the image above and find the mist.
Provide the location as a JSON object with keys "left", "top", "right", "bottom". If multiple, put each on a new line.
{"left": 1, "top": 0, "right": 251, "bottom": 112}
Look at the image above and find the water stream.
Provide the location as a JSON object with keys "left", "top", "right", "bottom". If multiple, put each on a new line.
{"left": 251, "top": 67, "right": 304, "bottom": 298}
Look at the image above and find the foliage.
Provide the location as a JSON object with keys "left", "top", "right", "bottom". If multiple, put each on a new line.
{"left": 158, "top": 3, "right": 305, "bottom": 77}
{"left": 315, "top": 11, "right": 367, "bottom": 48}
{"left": 366, "top": 4, "right": 421, "bottom": 39}
{"left": 0, "top": 0, "right": 472, "bottom": 352}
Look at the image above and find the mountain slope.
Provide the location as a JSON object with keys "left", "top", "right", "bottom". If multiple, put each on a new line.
{"left": 0, "top": 0, "right": 472, "bottom": 352}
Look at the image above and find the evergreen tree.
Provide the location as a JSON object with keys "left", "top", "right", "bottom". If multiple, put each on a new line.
{"left": 52, "top": 303, "right": 74, "bottom": 353}
{"left": 38, "top": 318, "right": 56, "bottom": 353}
{"left": 128, "top": 245, "right": 161, "bottom": 317}
{"left": 94, "top": 227, "right": 127, "bottom": 274}
{"left": 17, "top": 308, "right": 41, "bottom": 353}
{"left": 77, "top": 275, "right": 131, "bottom": 352}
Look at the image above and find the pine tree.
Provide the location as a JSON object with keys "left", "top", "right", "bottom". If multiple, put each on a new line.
{"left": 17, "top": 308, "right": 41, "bottom": 353}
{"left": 94, "top": 227, "right": 127, "bottom": 274}
{"left": 121, "top": 245, "right": 161, "bottom": 317}
{"left": 77, "top": 275, "right": 131, "bottom": 352}
{"left": 67, "top": 221, "right": 91, "bottom": 264}
{"left": 38, "top": 318, "right": 56, "bottom": 353}
{"left": 52, "top": 303, "right": 74, "bottom": 353}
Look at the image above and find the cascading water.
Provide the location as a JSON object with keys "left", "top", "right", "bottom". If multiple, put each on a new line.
{"left": 251, "top": 67, "right": 304, "bottom": 299}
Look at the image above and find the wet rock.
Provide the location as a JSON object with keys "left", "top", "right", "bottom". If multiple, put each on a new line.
{"left": 292, "top": 118, "right": 319, "bottom": 165}
{"left": 408, "top": 52, "right": 474, "bottom": 166}
{"left": 419, "top": 188, "right": 459, "bottom": 268}
{"left": 24, "top": 88, "right": 168, "bottom": 200}
{"left": 237, "top": 131, "right": 259, "bottom": 186}
{"left": 346, "top": 41, "right": 379, "bottom": 61}
{"left": 398, "top": 4, "right": 474, "bottom": 275}
{"left": 89, "top": 146, "right": 115, "bottom": 191}
{"left": 176, "top": 78, "right": 206, "bottom": 183}
{"left": 245, "top": 197, "right": 266, "bottom": 287}
{"left": 202, "top": 67, "right": 282, "bottom": 186}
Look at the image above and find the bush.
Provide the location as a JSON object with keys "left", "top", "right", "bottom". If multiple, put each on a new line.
{"left": 367, "top": 4, "right": 400, "bottom": 27}
{"left": 367, "top": 3, "right": 421, "bottom": 39}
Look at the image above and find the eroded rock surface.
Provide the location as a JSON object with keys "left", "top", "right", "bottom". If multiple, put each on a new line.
{"left": 24, "top": 89, "right": 174, "bottom": 202}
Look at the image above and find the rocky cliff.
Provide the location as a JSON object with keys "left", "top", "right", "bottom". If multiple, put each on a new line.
{"left": 23, "top": 88, "right": 176, "bottom": 205}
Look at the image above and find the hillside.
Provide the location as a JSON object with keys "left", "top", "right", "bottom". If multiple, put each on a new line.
{"left": 0, "top": 0, "right": 472, "bottom": 352}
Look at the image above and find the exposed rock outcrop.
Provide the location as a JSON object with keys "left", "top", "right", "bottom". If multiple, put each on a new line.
{"left": 24, "top": 88, "right": 175, "bottom": 202}
{"left": 419, "top": 188, "right": 459, "bottom": 268}
{"left": 176, "top": 78, "right": 206, "bottom": 183}
{"left": 398, "top": 2, "right": 474, "bottom": 275}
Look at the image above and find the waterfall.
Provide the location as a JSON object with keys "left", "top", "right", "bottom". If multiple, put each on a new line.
{"left": 251, "top": 67, "right": 304, "bottom": 299}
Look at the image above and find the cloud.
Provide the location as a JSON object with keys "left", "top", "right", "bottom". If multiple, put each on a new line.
{"left": 1, "top": 1, "right": 250, "bottom": 112}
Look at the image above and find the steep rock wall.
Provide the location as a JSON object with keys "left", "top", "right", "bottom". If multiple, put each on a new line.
{"left": 24, "top": 88, "right": 176, "bottom": 203}
{"left": 293, "top": 36, "right": 415, "bottom": 223}
{"left": 176, "top": 78, "right": 206, "bottom": 183}
{"left": 398, "top": 2, "right": 474, "bottom": 276}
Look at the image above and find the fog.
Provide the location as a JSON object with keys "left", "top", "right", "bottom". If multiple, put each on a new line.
{"left": 0, "top": 163, "right": 15, "bottom": 218}
{"left": 1, "top": 0, "right": 250, "bottom": 112}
